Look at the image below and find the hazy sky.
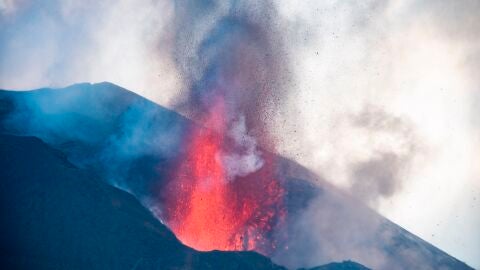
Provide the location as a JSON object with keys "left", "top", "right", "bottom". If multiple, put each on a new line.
{"left": 1, "top": 0, "right": 479, "bottom": 268}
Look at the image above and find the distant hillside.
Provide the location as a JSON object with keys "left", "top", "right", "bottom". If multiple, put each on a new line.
{"left": 303, "top": 261, "right": 370, "bottom": 270}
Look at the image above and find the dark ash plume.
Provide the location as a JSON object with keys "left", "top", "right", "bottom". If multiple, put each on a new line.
{"left": 170, "top": 0, "right": 291, "bottom": 147}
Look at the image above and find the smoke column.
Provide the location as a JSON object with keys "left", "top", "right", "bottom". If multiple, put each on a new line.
{"left": 160, "top": 0, "right": 291, "bottom": 253}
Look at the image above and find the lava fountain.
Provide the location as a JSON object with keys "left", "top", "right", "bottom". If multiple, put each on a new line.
{"left": 163, "top": 94, "right": 286, "bottom": 253}
{"left": 161, "top": 1, "right": 290, "bottom": 255}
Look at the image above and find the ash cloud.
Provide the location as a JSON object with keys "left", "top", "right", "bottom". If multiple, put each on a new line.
{"left": 170, "top": 0, "right": 291, "bottom": 147}
{"left": 350, "top": 152, "right": 404, "bottom": 205}
{"left": 275, "top": 0, "right": 480, "bottom": 267}
{"left": 348, "top": 106, "right": 419, "bottom": 206}
{"left": 169, "top": 0, "right": 292, "bottom": 180}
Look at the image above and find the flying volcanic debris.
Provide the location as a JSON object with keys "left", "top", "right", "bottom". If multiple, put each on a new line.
{"left": 160, "top": 0, "right": 291, "bottom": 254}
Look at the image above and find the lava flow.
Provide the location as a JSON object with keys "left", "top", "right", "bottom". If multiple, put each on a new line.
{"left": 162, "top": 96, "right": 286, "bottom": 254}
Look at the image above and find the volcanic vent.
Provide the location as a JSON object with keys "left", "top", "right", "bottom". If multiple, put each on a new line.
{"left": 163, "top": 96, "right": 286, "bottom": 253}
{"left": 159, "top": 2, "right": 290, "bottom": 255}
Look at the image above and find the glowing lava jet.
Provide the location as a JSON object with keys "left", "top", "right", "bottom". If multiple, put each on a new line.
{"left": 161, "top": 1, "right": 289, "bottom": 254}
{"left": 163, "top": 95, "right": 286, "bottom": 254}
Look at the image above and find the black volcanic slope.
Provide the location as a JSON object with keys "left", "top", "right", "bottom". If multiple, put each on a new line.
{"left": 0, "top": 134, "right": 369, "bottom": 270}
{"left": 0, "top": 83, "right": 474, "bottom": 270}
{"left": 0, "top": 134, "right": 290, "bottom": 270}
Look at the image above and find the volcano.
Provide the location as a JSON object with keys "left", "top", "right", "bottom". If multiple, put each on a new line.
{"left": 0, "top": 133, "right": 293, "bottom": 270}
{"left": 0, "top": 82, "right": 474, "bottom": 270}
{"left": 0, "top": 133, "right": 372, "bottom": 270}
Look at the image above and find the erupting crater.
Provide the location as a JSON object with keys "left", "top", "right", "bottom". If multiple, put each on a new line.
{"left": 162, "top": 96, "right": 286, "bottom": 254}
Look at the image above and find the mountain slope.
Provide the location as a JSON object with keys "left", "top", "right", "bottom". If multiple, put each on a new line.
{"left": 0, "top": 134, "right": 290, "bottom": 270}
{"left": 0, "top": 83, "right": 474, "bottom": 270}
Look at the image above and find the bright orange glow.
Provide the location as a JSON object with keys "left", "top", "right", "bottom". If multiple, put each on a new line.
{"left": 163, "top": 96, "right": 285, "bottom": 253}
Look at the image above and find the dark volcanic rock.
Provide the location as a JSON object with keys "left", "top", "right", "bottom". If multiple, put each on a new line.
{"left": 0, "top": 134, "right": 286, "bottom": 270}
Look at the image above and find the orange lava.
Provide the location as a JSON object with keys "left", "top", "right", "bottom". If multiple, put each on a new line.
{"left": 163, "top": 96, "right": 285, "bottom": 253}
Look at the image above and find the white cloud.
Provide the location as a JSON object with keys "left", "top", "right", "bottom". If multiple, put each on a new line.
{"left": 0, "top": 0, "right": 181, "bottom": 106}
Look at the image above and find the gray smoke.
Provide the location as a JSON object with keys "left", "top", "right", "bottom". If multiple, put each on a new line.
{"left": 169, "top": 0, "right": 291, "bottom": 149}
{"left": 221, "top": 115, "right": 264, "bottom": 180}
{"left": 348, "top": 106, "right": 419, "bottom": 205}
